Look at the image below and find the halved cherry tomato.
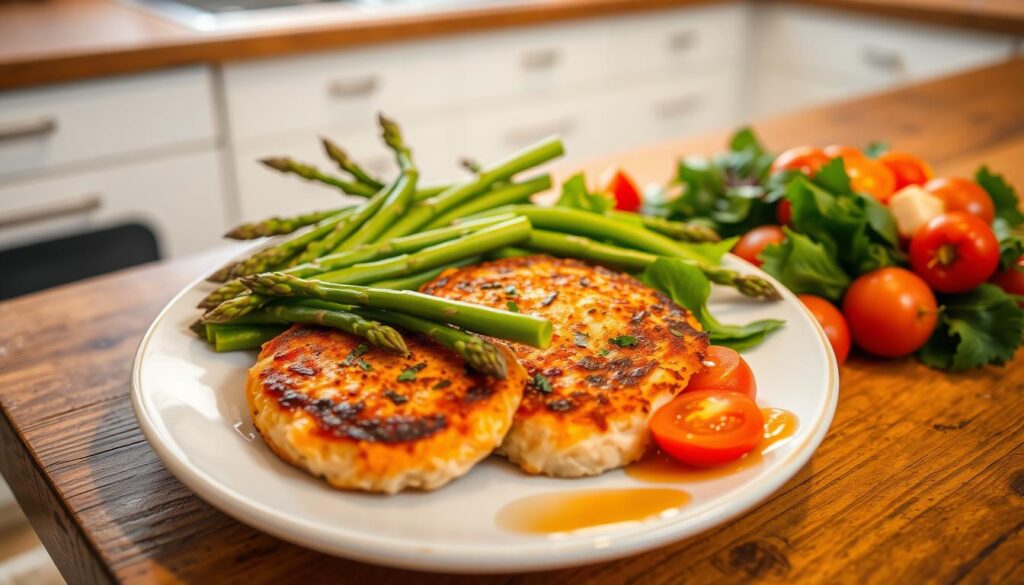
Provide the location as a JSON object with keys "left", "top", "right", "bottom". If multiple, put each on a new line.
{"left": 776, "top": 199, "right": 794, "bottom": 228}
{"left": 684, "top": 345, "right": 756, "bottom": 398}
{"left": 923, "top": 177, "right": 995, "bottom": 224}
{"left": 733, "top": 225, "right": 786, "bottom": 268}
{"left": 842, "top": 155, "right": 897, "bottom": 203}
{"left": 600, "top": 168, "right": 642, "bottom": 212}
{"left": 991, "top": 256, "right": 1024, "bottom": 307}
{"left": 823, "top": 144, "right": 864, "bottom": 160}
{"left": 842, "top": 267, "right": 938, "bottom": 357}
{"left": 650, "top": 390, "right": 765, "bottom": 467}
{"left": 798, "top": 295, "right": 851, "bottom": 365}
{"left": 771, "top": 146, "right": 829, "bottom": 176}
{"left": 879, "top": 151, "right": 933, "bottom": 190}
{"left": 909, "top": 211, "right": 1000, "bottom": 293}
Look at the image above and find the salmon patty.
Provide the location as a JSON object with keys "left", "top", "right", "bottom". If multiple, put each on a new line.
{"left": 421, "top": 255, "right": 709, "bottom": 477}
{"left": 247, "top": 325, "right": 527, "bottom": 493}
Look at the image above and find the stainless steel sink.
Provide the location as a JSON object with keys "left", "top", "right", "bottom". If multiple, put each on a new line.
{"left": 122, "top": 0, "right": 508, "bottom": 32}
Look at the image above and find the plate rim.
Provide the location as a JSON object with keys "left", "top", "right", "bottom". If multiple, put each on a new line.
{"left": 130, "top": 255, "right": 840, "bottom": 573}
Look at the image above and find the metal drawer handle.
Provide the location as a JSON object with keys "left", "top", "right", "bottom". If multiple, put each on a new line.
{"left": 0, "top": 117, "right": 57, "bottom": 142}
{"left": 862, "top": 45, "right": 904, "bottom": 71}
{"left": 667, "top": 30, "right": 697, "bottom": 52}
{"left": 326, "top": 76, "right": 378, "bottom": 98}
{"left": 654, "top": 94, "right": 703, "bottom": 119}
{"left": 521, "top": 48, "right": 561, "bottom": 71}
{"left": 0, "top": 193, "right": 102, "bottom": 230}
{"left": 505, "top": 119, "right": 575, "bottom": 145}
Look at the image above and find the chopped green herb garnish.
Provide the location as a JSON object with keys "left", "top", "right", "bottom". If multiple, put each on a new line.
{"left": 506, "top": 301, "right": 519, "bottom": 313}
{"left": 341, "top": 343, "right": 370, "bottom": 366}
{"left": 609, "top": 335, "right": 638, "bottom": 347}
{"left": 669, "top": 328, "right": 683, "bottom": 338}
{"left": 384, "top": 390, "right": 408, "bottom": 405}
{"left": 397, "top": 362, "right": 427, "bottom": 382}
{"left": 573, "top": 331, "right": 589, "bottom": 348}
{"left": 505, "top": 285, "right": 518, "bottom": 297}
{"left": 432, "top": 379, "right": 452, "bottom": 390}
{"left": 531, "top": 373, "right": 553, "bottom": 394}
{"left": 597, "top": 348, "right": 612, "bottom": 357}
{"left": 357, "top": 359, "right": 372, "bottom": 371}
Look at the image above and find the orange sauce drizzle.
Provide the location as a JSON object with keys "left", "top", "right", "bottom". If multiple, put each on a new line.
{"left": 496, "top": 488, "right": 690, "bottom": 535}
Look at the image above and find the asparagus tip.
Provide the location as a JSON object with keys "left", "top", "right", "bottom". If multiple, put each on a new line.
{"left": 260, "top": 157, "right": 291, "bottom": 173}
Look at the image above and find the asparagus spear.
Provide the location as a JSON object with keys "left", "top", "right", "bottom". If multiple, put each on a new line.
{"left": 260, "top": 158, "right": 378, "bottom": 197}
{"left": 423, "top": 175, "right": 551, "bottom": 229}
{"left": 606, "top": 211, "right": 721, "bottom": 243}
{"left": 198, "top": 216, "right": 513, "bottom": 309}
{"left": 374, "top": 137, "right": 564, "bottom": 240}
{"left": 208, "top": 324, "right": 288, "bottom": 352}
{"left": 240, "top": 273, "right": 552, "bottom": 348}
{"left": 262, "top": 303, "right": 407, "bottom": 354}
{"left": 333, "top": 117, "right": 420, "bottom": 251}
{"left": 224, "top": 207, "right": 352, "bottom": 240}
{"left": 288, "top": 183, "right": 394, "bottom": 266}
{"left": 321, "top": 137, "right": 384, "bottom": 191}
{"left": 367, "top": 257, "right": 481, "bottom": 290}
{"left": 524, "top": 229, "right": 781, "bottom": 299}
{"left": 203, "top": 217, "right": 532, "bottom": 322}
{"left": 228, "top": 209, "right": 355, "bottom": 278}
{"left": 356, "top": 308, "right": 508, "bottom": 378}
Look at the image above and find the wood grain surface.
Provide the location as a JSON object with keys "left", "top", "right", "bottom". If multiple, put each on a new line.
{"left": 1, "top": 60, "right": 1024, "bottom": 585}
{"left": 3, "top": 0, "right": 1024, "bottom": 91}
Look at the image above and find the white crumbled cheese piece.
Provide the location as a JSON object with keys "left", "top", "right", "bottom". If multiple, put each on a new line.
{"left": 888, "top": 186, "right": 946, "bottom": 239}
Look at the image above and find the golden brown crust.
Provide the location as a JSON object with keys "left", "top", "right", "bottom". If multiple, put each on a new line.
{"left": 421, "top": 255, "right": 709, "bottom": 476}
{"left": 247, "top": 325, "right": 526, "bottom": 493}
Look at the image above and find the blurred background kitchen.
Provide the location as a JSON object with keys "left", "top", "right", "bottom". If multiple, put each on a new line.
{"left": 0, "top": 0, "right": 1021, "bottom": 581}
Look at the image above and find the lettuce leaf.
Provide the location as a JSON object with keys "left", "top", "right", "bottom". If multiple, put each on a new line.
{"left": 640, "top": 258, "right": 784, "bottom": 350}
{"left": 556, "top": 173, "right": 614, "bottom": 214}
{"left": 976, "top": 166, "right": 1024, "bottom": 227}
{"left": 918, "top": 284, "right": 1024, "bottom": 371}
{"left": 760, "top": 229, "right": 850, "bottom": 302}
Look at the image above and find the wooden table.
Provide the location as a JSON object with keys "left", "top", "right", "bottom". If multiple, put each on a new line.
{"left": 2, "top": 59, "right": 1023, "bottom": 584}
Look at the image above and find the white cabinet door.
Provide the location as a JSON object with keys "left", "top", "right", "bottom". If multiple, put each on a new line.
{"left": 747, "top": 70, "right": 855, "bottom": 118}
{"left": 0, "top": 149, "right": 226, "bottom": 258}
{"left": 755, "top": 4, "right": 1015, "bottom": 91}
{"left": 232, "top": 117, "right": 461, "bottom": 221}
{"left": 0, "top": 67, "right": 216, "bottom": 181}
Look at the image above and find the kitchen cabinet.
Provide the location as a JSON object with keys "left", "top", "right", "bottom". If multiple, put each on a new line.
{"left": 0, "top": 149, "right": 227, "bottom": 257}
{"left": 749, "top": 3, "right": 1017, "bottom": 116}
{"left": 222, "top": 3, "right": 747, "bottom": 217}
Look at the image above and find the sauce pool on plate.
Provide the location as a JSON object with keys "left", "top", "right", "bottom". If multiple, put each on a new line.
{"left": 496, "top": 488, "right": 691, "bottom": 535}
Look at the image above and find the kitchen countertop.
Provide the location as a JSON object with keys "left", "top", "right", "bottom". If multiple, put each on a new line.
{"left": 1, "top": 58, "right": 1023, "bottom": 584}
{"left": 1, "top": 0, "right": 1023, "bottom": 91}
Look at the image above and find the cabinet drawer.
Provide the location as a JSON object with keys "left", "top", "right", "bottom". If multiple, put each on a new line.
{"left": 602, "top": 73, "right": 740, "bottom": 150}
{"left": 0, "top": 149, "right": 225, "bottom": 258}
{"left": 756, "top": 5, "right": 1014, "bottom": 86}
{"left": 606, "top": 3, "right": 747, "bottom": 77}
{"left": 451, "top": 19, "right": 612, "bottom": 103}
{"left": 223, "top": 40, "right": 460, "bottom": 142}
{"left": 233, "top": 117, "right": 460, "bottom": 220}
{"left": 0, "top": 67, "right": 216, "bottom": 181}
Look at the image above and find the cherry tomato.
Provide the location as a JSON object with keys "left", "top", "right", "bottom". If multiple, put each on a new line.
{"left": 600, "top": 168, "right": 642, "bottom": 212}
{"left": 842, "top": 267, "right": 938, "bottom": 357}
{"left": 823, "top": 144, "right": 864, "bottom": 160}
{"left": 776, "top": 199, "right": 793, "bottom": 228}
{"left": 771, "top": 146, "right": 829, "bottom": 176}
{"left": 909, "top": 211, "right": 1000, "bottom": 293}
{"left": 798, "top": 295, "right": 851, "bottom": 365}
{"left": 733, "top": 225, "right": 786, "bottom": 267}
{"left": 991, "top": 256, "right": 1024, "bottom": 307}
{"left": 650, "top": 390, "right": 765, "bottom": 467}
{"left": 684, "top": 345, "right": 757, "bottom": 398}
{"left": 924, "top": 177, "right": 995, "bottom": 224}
{"left": 879, "top": 151, "right": 934, "bottom": 190}
{"left": 842, "top": 155, "right": 897, "bottom": 203}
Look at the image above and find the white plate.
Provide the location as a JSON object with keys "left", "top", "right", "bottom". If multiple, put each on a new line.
{"left": 131, "top": 254, "right": 838, "bottom": 573}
